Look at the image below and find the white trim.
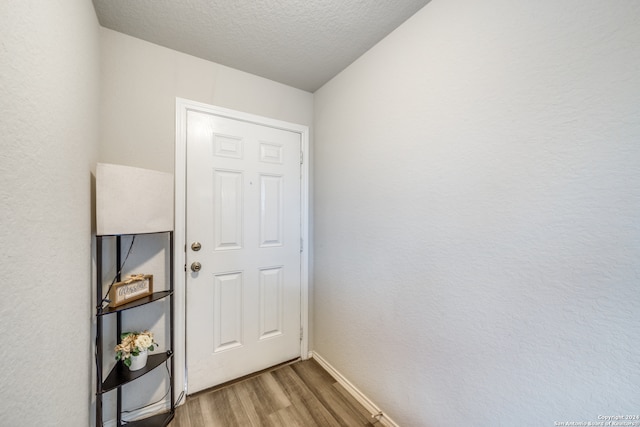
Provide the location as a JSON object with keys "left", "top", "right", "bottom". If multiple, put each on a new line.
{"left": 174, "top": 97, "right": 311, "bottom": 395}
{"left": 174, "top": 98, "right": 189, "bottom": 401}
{"left": 311, "top": 351, "right": 400, "bottom": 427}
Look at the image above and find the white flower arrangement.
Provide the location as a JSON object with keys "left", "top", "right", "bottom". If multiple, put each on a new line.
{"left": 114, "top": 331, "right": 157, "bottom": 367}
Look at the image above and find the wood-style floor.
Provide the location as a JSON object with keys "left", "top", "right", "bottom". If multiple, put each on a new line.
{"left": 168, "top": 358, "right": 380, "bottom": 426}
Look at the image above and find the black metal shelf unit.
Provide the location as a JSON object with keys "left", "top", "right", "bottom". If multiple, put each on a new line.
{"left": 95, "top": 232, "right": 175, "bottom": 427}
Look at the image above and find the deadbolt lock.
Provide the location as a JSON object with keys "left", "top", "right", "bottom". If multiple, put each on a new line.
{"left": 191, "top": 242, "right": 202, "bottom": 251}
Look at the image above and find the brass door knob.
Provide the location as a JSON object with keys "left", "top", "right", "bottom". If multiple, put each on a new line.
{"left": 191, "top": 262, "right": 202, "bottom": 272}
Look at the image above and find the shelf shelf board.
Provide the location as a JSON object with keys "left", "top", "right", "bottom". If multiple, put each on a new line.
{"left": 97, "top": 230, "right": 173, "bottom": 237}
{"left": 101, "top": 351, "right": 173, "bottom": 393}
{"left": 125, "top": 411, "right": 175, "bottom": 427}
{"left": 98, "top": 291, "right": 173, "bottom": 316}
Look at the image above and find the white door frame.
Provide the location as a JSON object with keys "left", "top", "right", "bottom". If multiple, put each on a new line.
{"left": 174, "top": 97, "right": 310, "bottom": 397}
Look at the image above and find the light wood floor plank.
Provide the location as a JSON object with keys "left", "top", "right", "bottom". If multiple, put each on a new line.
{"left": 183, "top": 396, "right": 206, "bottom": 427}
{"left": 275, "top": 366, "right": 346, "bottom": 427}
{"left": 205, "top": 387, "right": 243, "bottom": 426}
{"left": 291, "top": 359, "right": 375, "bottom": 426}
{"left": 267, "top": 404, "right": 307, "bottom": 427}
{"left": 333, "top": 382, "right": 380, "bottom": 423}
{"left": 257, "top": 372, "right": 292, "bottom": 410}
{"left": 168, "top": 359, "right": 376, "bottom": 427}
{"left": 235, "top": 377, "right": 279, "bottom": 427}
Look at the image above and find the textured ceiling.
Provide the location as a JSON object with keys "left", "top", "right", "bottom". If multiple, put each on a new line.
{"left": 93, "top": 0, "right": 431, "bottom": 92}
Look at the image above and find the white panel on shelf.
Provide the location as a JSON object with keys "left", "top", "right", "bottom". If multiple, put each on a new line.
{"left": 96, "top": 163, "right": 174, "bottom": 235}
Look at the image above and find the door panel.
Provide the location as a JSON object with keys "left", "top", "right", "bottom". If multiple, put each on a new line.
{"left": 185, "top": 110, "right": 301, "bottom": 393}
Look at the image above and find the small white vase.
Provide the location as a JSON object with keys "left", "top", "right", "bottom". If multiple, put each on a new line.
{"left": 128, "top": 350, "right": 148, "bottom": 371}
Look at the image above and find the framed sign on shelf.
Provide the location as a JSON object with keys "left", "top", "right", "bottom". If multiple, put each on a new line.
{"left": 108, "top": 274, "right": 153, "bottom": 308}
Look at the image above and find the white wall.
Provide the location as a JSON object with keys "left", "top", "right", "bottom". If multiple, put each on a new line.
{"left": 313, "top": 1, "right": 640, "bottom": 425}
{"left": 0, "top": 1, "right": 100, "bottom": 425}
{"left": 98, "top": 28, "right": 314, "bottom": 417}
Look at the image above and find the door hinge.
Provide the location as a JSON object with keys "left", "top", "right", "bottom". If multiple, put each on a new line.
{"left": 300, "top": 151, "right": 303, "bottom": 164}
{"left": 300, "top": 327, "right": 303, "bottom": 341}
{"left": 300, "top": 238, "right": 304, "bottom": 253}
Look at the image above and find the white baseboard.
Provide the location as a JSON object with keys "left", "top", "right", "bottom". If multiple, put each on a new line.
{"left": 102, "top": 400, "right": 171, "bottom": 427}
{"left": 311, "top": 351, "right": 400, "bottom": 427}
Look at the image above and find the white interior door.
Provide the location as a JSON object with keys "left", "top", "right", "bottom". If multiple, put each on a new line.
{"left": 185, "top": 108, "right": 303, "bottom": 393}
